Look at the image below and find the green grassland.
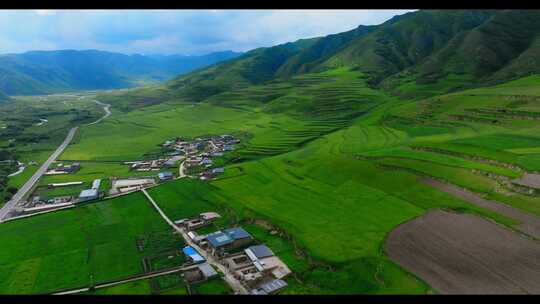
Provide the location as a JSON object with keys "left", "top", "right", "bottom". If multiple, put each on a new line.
{"left": 3, "top": 68, "right": 540, "bottom": 294}
{"left": 0, "top": 93, "right": 105, "bottom": 204}
{"left": 0, "top": 192, "right": 183, "bottom": 294}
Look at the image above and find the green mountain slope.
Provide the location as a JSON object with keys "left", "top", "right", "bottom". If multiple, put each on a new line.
{"left": 167, "top": 38, "right": 319, "bottom": 102}
{"left": 0, "top": 50, "right": 241, "bottom": 95}
{"left": 0, "top": 90, "right": 9, "bottom": 102}
{"left": 410, "top": 10, "right": 540, "bottom": 84}
{"left": 103, "top": 10, "right": 540, "bottom": 111}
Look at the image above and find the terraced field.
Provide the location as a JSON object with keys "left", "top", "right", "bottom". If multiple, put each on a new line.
{"left": 3, "top": 68, "right": 540, "bottom": 294}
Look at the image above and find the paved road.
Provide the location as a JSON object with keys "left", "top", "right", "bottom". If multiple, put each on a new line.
{"left": 141, "top": 189, "right": 248, "bottom": 295}
{"left": 0, "top": 127, "right": 78, "bottom": 221}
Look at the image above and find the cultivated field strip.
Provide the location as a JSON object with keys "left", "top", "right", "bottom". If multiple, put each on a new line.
{"left": 385, "top": 209, "right": 540, "bottom": 294}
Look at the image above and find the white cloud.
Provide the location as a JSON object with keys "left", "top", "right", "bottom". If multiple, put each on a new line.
{"left": 0, "top": 10, "right": 415, "bottom": 55}
{"left": 35, "top": 10, "right": 56, "bottom": 16}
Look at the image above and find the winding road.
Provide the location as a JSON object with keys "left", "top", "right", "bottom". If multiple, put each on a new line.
{"left": 87, "top": 100, "right": 111, "bottom": 126}
{"left": 1, "top": 96, "right": 113, "bottom": 222}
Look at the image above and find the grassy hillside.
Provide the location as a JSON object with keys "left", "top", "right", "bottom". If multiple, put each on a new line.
{"left": 43, "top": 67, "right": 540, "bottom": 294}
{"left": 151, "top": 10, "right": 540, "bottom": 107}
{"left": 3, "top": 9, "right": 540, "bottom": 295}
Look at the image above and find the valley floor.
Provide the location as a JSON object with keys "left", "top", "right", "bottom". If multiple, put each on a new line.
{"left": 1, "top": 69, "right": 540, "bottom": 294}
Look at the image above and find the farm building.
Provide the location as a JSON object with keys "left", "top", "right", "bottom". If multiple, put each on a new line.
{"left": 199, "top": 158, "right": 213, "bottom": 166}
{"left": 199, "top": 171, "right": 218, "bottom": 181}
{"left": 206, "top": 227, "right": 253, "bottom": 256}
{"left": 249, "top": 279, "right": 288, "bottom": 295}
{"left": 91, "top": 179, "right": 101, "bottom": 190}
{"left": 211, "top": 167, "right": 224, "bottom": 174}
{"left": 200, "top": 212, "right": 221, "bottom": 221}
{"left": 198, "top": 263, "right": 218, "bottom": 279}
{"left": 245, "top": 245, "right": 291, "bottom": 279}
{"left": 183, "top": 246, "right": 205, "bottom": 264}
{"left": 187, "top": 231, "right": 207, "bottom": 243}
{"left": 183, "top": 263, "right": 218, "bottom": 283}
{"left": 158, "top": 171, "right": 174, "bottom": 181}
{"left": 78, "top": 189, "right": 98, "bottom": 202}
{"left": 223, "top": 145, "right": 235, "bottom": 151}
{"left": 245, "top": 245, "right": 273, "bottom": 260}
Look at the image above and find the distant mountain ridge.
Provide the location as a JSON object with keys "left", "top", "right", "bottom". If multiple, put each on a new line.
{"left": 0, "top": 49, "right": 241, "bottom": 96}
{"left": 163, "top": 10, "right": 540, "bottom": 102}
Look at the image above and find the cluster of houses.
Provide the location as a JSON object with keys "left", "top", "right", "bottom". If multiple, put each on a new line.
{"left": 176, "top": 211, "right": 291, "bottom": 295}
{"left": 163, "top": 134, "right": 238, "bottom": 181}
{"left": 162, "top": 134, "right": 238, "bottom": 156}
{"left": 19, "top": 179, "right": 102, "bottom": 216}
{"left": 44, "top": 162, "right": 81, "bottom": 175}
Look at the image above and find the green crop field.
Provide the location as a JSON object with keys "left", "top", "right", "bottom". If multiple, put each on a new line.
{"left": 0, "top": 192, "right": 183, "bottom": 294}
{"left": 3, "top": 66, "right": 540, "bottom": 295}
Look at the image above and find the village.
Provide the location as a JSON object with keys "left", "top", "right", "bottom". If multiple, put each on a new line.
{"left": 12, "top": 134, "right": 239, "bottom": 217}
{"left": 174, "top": 211, "right": 291, "bottom": 295}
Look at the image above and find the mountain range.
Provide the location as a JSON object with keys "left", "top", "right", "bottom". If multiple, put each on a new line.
{"left": 0, "top": 50, "right": 241, "bottom": 96}
{"left": 161, "top": 9, "right": 540, "bottom": 102}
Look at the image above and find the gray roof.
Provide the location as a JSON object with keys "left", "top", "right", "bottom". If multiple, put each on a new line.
{"left": 198, "top": 263, "right": 218, "bottom": 278}
{"left": 260, "top": 279, "right": 288, "bottom": 294}
{"left": 158, "top": 171, "right": 174, "bottom": 179}
{"left": 79, "top": 189, "right": 98, "bottom": 198}
{"left": 224, "top": 227, "right": 252, "bottom": 240}
{"left": 206, "top": 231, "right": 234, "bottom": 248}
{"left": 247, "top": 245, "right": 274, "bottom": 259}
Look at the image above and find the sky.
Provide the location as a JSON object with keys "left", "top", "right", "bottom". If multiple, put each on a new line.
{"left": 0, "top": 10, "right": 415, "bottom": 56}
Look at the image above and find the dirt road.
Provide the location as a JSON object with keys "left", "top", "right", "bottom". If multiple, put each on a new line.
{"left": 385, "top": 209, "right": 540, "bottom": 294}
{"left": 53, "top": 265, "right": 188, "bottom": 295}
{"left": 141, "top": 189, "right": 248, "bottom": 295}
{"left": 86, "top": 100, "right": 111, "bottom": 126}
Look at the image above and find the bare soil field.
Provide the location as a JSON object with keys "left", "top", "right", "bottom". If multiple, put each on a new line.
{"left": 385, "top": 209, "right": 540, "bottom": 294}
{"left": 422, "top": 178, "right": 540, "bottom": 239}
{"left": 513, "top": 173, "right": 540, "bottom": 190}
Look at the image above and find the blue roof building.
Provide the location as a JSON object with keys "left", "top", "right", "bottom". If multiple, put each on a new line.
{"left": 224, "top": 227, "right": 252, "bottom": 240}
{"left": 182, "top": 246, "right": 205, "bottom": 263}
{"left": 206, "top": 231, "right": 234, "bottom": 248}
{"left": 206, "top": 227, "right": 253, "bottom": 249}
{"left": 158, "top": 171, "right": 174, "bottom": 181}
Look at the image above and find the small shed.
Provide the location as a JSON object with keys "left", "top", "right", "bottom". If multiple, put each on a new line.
{"left": 79, "top": 189, "right": 98, "bottom": 202}
{"left": 198, "top": 263, "right": 218, "bottom": 279}
{"left": 182, "top": 246, "right": 205, "bottom": 264}
{"left": 158, "top": 171, "right": 174, "bottom": 181}
{"left": 259, "top": 279, "right": 288, "bottom": 294}
{"left": 211, "top": 167, "right": 224, "bottom": 174}
{"left": 245, "top": 245, "right": 274, "bottom": 260}
{"left": 92, "top": 179, "right": 101, "bottom": 190}
{"left": 200, "top": 212, "right": 221, "bottom": 221}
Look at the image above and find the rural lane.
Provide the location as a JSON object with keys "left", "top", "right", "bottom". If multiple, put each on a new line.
{"left": 53, "top": 264, "right": 189, "bottom": 295}
{"left": 0, "top": 127, "right": 78, "bottom": 222}
{"left": 141, "top": 189, "right": 248, "bottom": 295}
{"left": 86, "top": 100, "right": 111, "bottom": 126}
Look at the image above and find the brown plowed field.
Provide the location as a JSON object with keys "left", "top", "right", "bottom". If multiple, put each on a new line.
{"left": 385, "top": 210, "right": 540, "bottom": 294}
{"left": 423, "top": 178, "right": 540, "bottom": 239}
{"left": 513, "top": 173, "right": 540, "bottom": 190}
